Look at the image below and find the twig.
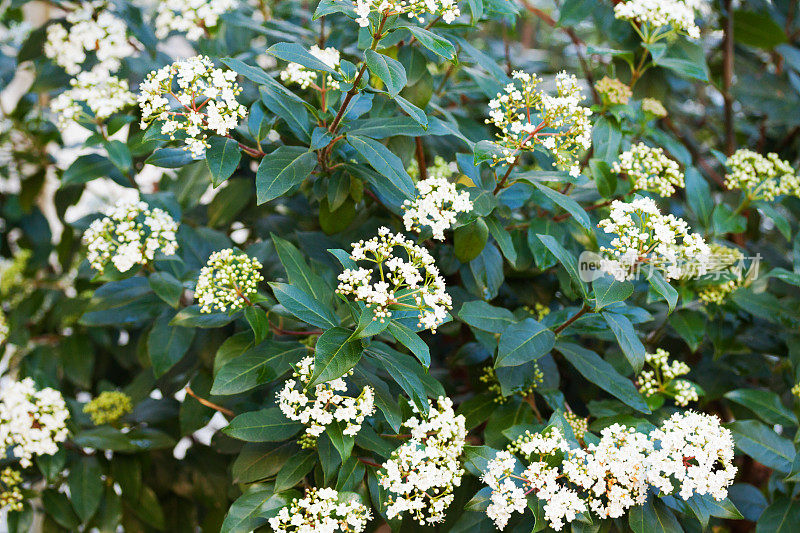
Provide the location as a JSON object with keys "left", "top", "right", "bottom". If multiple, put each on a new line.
{"left": 358, "top": 457, "right": 382, "bottom": 468}
{"left": 722, "top": 0, "right": 735, "bottom": 155}
{"left": 415, "top": 137, "right": 427, "bottom": 180}
{"left": 184, "top": 386, "right": 234, "bottom": 417}
{"left": 553, "top": 303, "right": 590, "bottom": 335}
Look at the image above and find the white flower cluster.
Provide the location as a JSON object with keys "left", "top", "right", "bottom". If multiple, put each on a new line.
{"left": 594, "top": 76, "right": 632, "bottom": 106}
{"left": 402, "top": 158, "right": 473, "bottom": 240}
{"left": 697, "top": 243, "right": 744, "bottom": 305}
{"left": 613, "top": 143, "right": 685, "bottom": 197}
{"left": 277, "top": 356, "right": 375, "bottom": 447}
{"left": 44, "top": 1, "right": 137, "bottom": 75}
{"left": 487, "top": 71, "right": 592, "bottom": 177}
{"left": 724, "top": 148, "right": 800, "bottom": 201}
{"left": 138, "top": 55, "right": 247, "bottom": 157}
{"left": 379, "top": 397, "right": 466, "bottom": 525}
{"left": 51, "top": 69, "right": 136, "bottom": 128}
{"left": 195, "top": 249, "right": 263, "bottom": 313}
{"left": 354, "top": 0, "right": 460, "bottom": 28}
{"left": 637, "top": 348, "right": 699, "bottom": 407}
{"left": 154, "top": 0, "right": 236, "bottom": 41}
{"left": 268, "top": 487, "right": 372, "bottom": 533}
{"left": 641, "top": 97, "right": 668, "bottom": 118}
{"left": 598, "top": 198, "right": 710, "bottom": 281}
{"left": 648, "top": 411, "right": 737, "bottom": 501}
{"left": 336, "top": 227, "right": 452, "bottom": 332}
{"left": 0, "top": 378, "right": 69, "bottom": 468}
{"left": 83, "top": 198, "right": 179, "bottom": 274}
{"left": 483, "top": 412, "right": 736, "bottom": 530}
{"left": 614, "top": 0, "right": 705, "bottom": 39}
{"left": 280, "top": 45, "right": 342, "bottom": 91}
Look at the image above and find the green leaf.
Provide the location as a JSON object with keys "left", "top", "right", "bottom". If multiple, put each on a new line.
{"left": 667, "top": 309, "right": 705, "bottom": 351}
{"left": 454, "top": 218, "right": 489, "bottom": 263}
{"left": 221, "top": 57, "right": 276, "bottom": 86}
{"left": 400, "top": 25, "right": 456, "bottom": 59}
{"left": 145, "top": 148, "right": 197, "bottom": 168}
{"left": 601, "top": 311, "right": 646, "bottom": 372}
{"left": 224, "top": 407, "right": 303, "bottom": 442}
{"left": 170, "top": 305, "right": 234, "bottom": 328}
{"left": 148, "top": 311, "right": 195, "bottom": 377}
{"left": 459, "top": 300, "right": 516, "bottom": 333}
{"left": 310, "top": 327, "right": 362, "bottom": 386}
{"left": 67, "top": 456, "right": 103, "bottom": 523}
{"left": 232, "top": 442, "right": 297, "bottom": 484}
{"left": 387, "top": 321, "right": 430, "bottom": 368}
{"left": 148, "top": 271, "right": 183, "bottom": 308}
{"left": 533, "top": 183, "right": 592, "bottom": 230}
{"left": 42, "top": 489, "right": 81, "bottom": 530}
{"left": 756, "top": 498, "right": 800, "bottom": 533}
{"left": 592, "top": 116, "right": 621, "bottom": 163}
{"left": 270, "top": 282, "right": 338, "bottom": 329}
{"left": 105, "top": 140, "right": 132, "bottom": 171}
{"left": 556, "top": 341, "right": 650, "bottom": 413}
{"left": 73, "top": 427, "right": 176, "bottom": 452}
{"left": 536, "top": 234, "right": 588, "bottom": 297}
{"left": 220, "top": 488, "right": 295, "bottom": 533}
{"left": 212, "top": 341, "right": 306, "bottom": 395}
{"left": 728, "top": 420, "right": 795, "bottom": 474}
{"left": 256, "top": 146, "right": 317, "bottom": 204}
{"left": 244, "top": 306, "right": 269, "bottom": 344}
{"left": 725, "top": 389, "right": 798, "bottom": 427}
{"left": 365, "top": 50, "right": 407, "bottom": 97}
{"left": 336, "top": 457, "right": 366, "bottom": 492}
{"left": 206, "top": 136, "right": 242, "bottom": 187}
{"left": 685, "top": 167, "right": 712, "bottom": 225}
{"left": 274, "top": 449, "right": 316, "bottom": 492}
{"left": 592, "top": 275, "right": 633, "bottom": 311}
{"left": 628, "top": 498, "right": 682, "bottom": 533}
{"left": 495, "top": 318, "right": 555, "bottom": 368}
{"left": 712, "top": 203, "right": 747, "bottom": 234}
{"left": 272, "top": 234, "right": 330, "bottom": 303}
{"left": 647, "top": 270, "right": 678, "bottom": 313}
{"left": 268, "top": 42, "right": 338, "bottom": 74}
{"left": 485, "top": 216, "right": 518, "bottom": 267}
{"left": 326, "top": 420, "right": 356, "bottom": 462}
{"left": 733, "top": 10, "right": 788, "bottom": 50}
{"left": 347, "top": 135, "right": 415, "bottom": 203}
{"left": 260, "top": 85, "right": 310, "bottom": 141}
{"left": 62, "top": 154, "right": 122, "bottom": 186}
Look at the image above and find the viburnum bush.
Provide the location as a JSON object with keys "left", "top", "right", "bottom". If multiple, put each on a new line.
{"left": 2, "top": 0, "right": 800, "bottom": 531}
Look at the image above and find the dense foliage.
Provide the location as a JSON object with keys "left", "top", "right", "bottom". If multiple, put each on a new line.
{"left": 1, "top": 0, "right": 800, "bottom": 531}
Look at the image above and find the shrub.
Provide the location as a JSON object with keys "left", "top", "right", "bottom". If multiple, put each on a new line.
{"left": 1, "top": 0, "right": 800, "bottom": 531}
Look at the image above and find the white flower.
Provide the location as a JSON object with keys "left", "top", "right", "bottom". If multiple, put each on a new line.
{"left": 614, "top": 0, "right": 706, "bottom": 39}
{"left": 277, "top": 357, "right": 375, "bottom": 446}
{"left": 379, "top": 397, "right": 466, "bottom": 525}
{"left": 154, "top": 0, "right": 236, "bottom": 41}
{"left": 353, "top": 0, "right": 460, "bottom": 28}
{"left": 51, "top": 69, "right": 136, "bottom": 128}
{"left": 44, "top": 1, "right": 138, "bottom": 75}
{"left": 138, "top": 55, "right": 247, "bottom": 157}
{"left": 336, "top": 227, "right": 452, "bottom": 332}
{"left": 613, "top": 143, "right": 685, "bottom": 197}
{"left": 597, "top": 198, "right": 710, "bottom": 281}
{"left": 402, "top": 157, "right": 472, "bottom": 240}
{"left": 647, "top": 411, "right": 737, "bottom": 501}
{"left": 82, "top": 198, "right": 179, "bottom": 274}
{"left": 724, "top": 148, "right": 800, "bottom": 201}
{"left": 0, "top": 378, "right": 70, "bottom": 468}
{"left": 195, "top": 249, "right": 263, "bottom": 313}
{"left": 268, "top": 487, "right": 372, "bottom": 533}
{"left": 486, "top": 70, "right": 592, "bottom": 175}
{"left": 280, "top": 45, "right": 342, "bottom": 90}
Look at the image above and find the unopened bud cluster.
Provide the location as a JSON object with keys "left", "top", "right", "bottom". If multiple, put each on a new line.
{"left": 83, "top": 391, "right": 133, "bottom": 425}
{"left": 0, "top": 468, "right": 23, "bottom": 512}
{"left": 613, "top": 143, "right": 684, "bottom": 197}
{"left": 479, "top": 365, "right": 543, "bottom": 404}
{"left": 637, "top": 348, "right": 699, "bottom": 406}
{"left": 195, "top": 249, "right": 263, "bottom": 313}
{"left": 594, "top": 77, "right": 631, "bottom": 105}
{"left": 83, "top": 198, "right": 178, "bottom": 274}
{"left": 724, "top": 148, "right": 800, "bottom": 201}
